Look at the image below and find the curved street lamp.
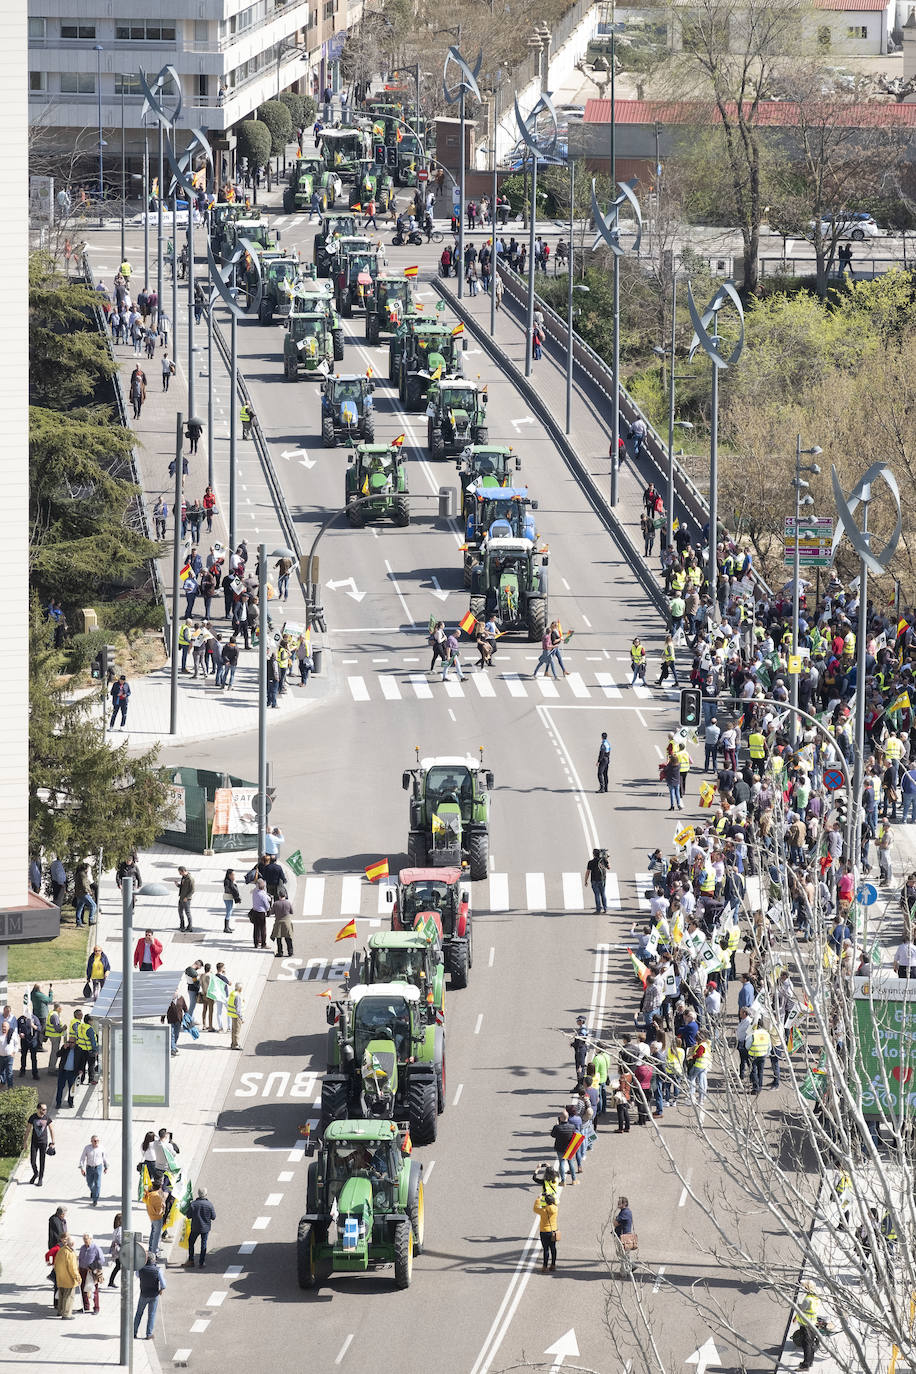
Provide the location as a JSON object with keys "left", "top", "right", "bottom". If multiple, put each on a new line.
{"left": 443, "top": 44, "right": 482, "bottom": 300}
{"left": 514, "top": 89, "right": 558, "bottom": 375}
{"left": 591, "top": 177, "right": 642, "bottom": 506}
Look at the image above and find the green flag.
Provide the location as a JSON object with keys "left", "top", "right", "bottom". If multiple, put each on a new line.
{"left": 180, "top": 1175, "right": 194, "bottom": 1217}
{"left": 287, "top": 848, "right": 306, "bottom": 877}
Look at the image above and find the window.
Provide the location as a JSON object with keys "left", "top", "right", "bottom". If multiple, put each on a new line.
{"left": 846, "top": 24, "right": 868, "bottom": 37}
{"left": 195, "top": 20, "right": 208, "bottom": 41}
{"left": 60, "top": 72, "right": 96, "bottom": 94}
{"left": 28, "top": 17, "right": 46, "bottom": 39}
{"left": 29, "top": 71, "right": 47, "bottom": 91}
{"left": 60, "top": 23, "right": 96, "bottom": 38}
{"left": 115, "top": 73, "right": 142, "bottom": 94}
{"left": 114, "top": 20, "right": 177, "bottom": 41}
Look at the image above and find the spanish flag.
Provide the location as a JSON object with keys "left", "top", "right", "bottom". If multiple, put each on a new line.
{"left": 396, "top": 127, "right": 403, "bottom": 142}
{"left": 898, "top": 618, "right": 909, "bottom": 638}
{"left": 888, "top": 690, "right": 911, "bottom": 714}
{"left": 628, "top": 948, "right": 651, "bottom": 987}
{"left": 451, "top": 322, "right": 464, "bottom": 337}
{"left": 351, "top": 203, "right": 362, "bottom": 213}
{"left": 335, "top": 919, "right": 358, "bottom": 941}
{"left": 562, "top": 1130, "right": 584, "bottom": 1161}
{"left": 179, "top": 563, "right": 192, "bottom": 583}
{"left": 404, "top": 265, "right": 419, "bottom": 278}
{"left": 365, "top": 857, "right": 389, "bottom": 883}
{"left": 392, "top": 434, "right": 405, "bottom": 448}
{"left": 459, "top": 610, "right": 477, "bottom": 635}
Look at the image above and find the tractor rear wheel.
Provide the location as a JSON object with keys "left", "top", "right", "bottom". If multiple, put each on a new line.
{"left": 407, "top": 1075, "right": 438, "bottom": 1145}
{"left": 361, "top": 414, "right": 375, "bottom": 442}
{"left": 527, "top": 598, "right": 548, "bottom": 642}
{"left": 393, "top": 1220, "right": 413, "bottom": 1289}
{"left": 393, "top": 496, "right": 410, "bottom": 527}
{"left": 388, "top": 347, "right": 397, "bottom": 382}
{"left": 306, "top": 1161, "right": 319, "bottom": 1213}
{"left": 405, "top": 377, "right": 422, "bottom": 412}
{"left": 258, "top": 301, "right": 271, "bottom": 326}
{"left": 332, "top": 328, "right": 344, "bottom": 361}
{"left": 407, "top": 1163, "right": 425, "bottom": 1252}
{"left": 462, "top": 557, "right": 474, "bottom": 590}
{"left": 366, "top": 314, "right": 380, "bottom": 346}
{"left": 472, "top": 426, "right": 488, "bottom": 445}
{"left": 429, "top": 425, "right": 445, "bottom": 461}
{"left": 297, "top": 1219, "right": 319, "bottom": 1290}
{"left": 407, "top": 831, "right": 427, "bottom": 867}
{"left": 283, "top": 189, "right": 294, "bottom": 213}
{"left": 325, "top": 1027, "right": 338, "bottom": 1072}
{"left": 469, "top": 595, "right": 485, "bottom": 621}
{"left": 284, "top": 357, "right": 296, "bottom": 381}
{"left": 320, "top": 1074, "right": 349, "bottom": 1127}
{"left": 436, "top": 1057, "right": 445, "bottom": 1113}
{"left": 468, "top": 830, "right": 489, "bottom": 881}
{"left": 347, "top": 500, "right": 364, "bottom": 528}
{"left": 341, "top": 290, "right": 352, "bottom": 318}
{"left": 321, "top": 416, "right": 336, "bottom": 448}
{"left": 449, "top": 939, "right": 469, "bottom": 989}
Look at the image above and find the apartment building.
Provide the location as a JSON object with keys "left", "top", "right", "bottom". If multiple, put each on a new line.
{"left": 28, "top": 0, "right": 360, "bottom": 171}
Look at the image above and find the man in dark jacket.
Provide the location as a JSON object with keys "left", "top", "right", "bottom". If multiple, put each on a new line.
{"left": 185, "top": 1188, "right": 217, "bottom": 1268}
{"left": 550, "top": 1110, "right": 578, "bottom": 1187}
{"left": 134, "top": 1252, "right": 166, "bottom": 1339}
{"left": 161, "top": 995, "right": 188, "bottom": 1057}
{"left": 258, "top": 856, "right": 286, "bottom": 898}
{"left": 17, "top": 1011, "right": 42, "bottom": 1080}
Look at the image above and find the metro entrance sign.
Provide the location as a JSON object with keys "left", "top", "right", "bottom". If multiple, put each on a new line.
{"left": 784, "top": 515, "right": 834, "bottom": 569}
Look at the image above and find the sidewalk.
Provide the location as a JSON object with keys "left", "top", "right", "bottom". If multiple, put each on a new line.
{"left": 0, "top": 844, "right": 297, "bottom": 1370}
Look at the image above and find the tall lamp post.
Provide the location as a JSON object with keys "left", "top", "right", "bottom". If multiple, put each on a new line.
{"left": 652, "top": 277, "right": 694, "bottom": 548}
{"left": 95, "top": 46, "right": 106, "bottom": 228}
{"left": 790, "top": 436, "right": 822, "bottom": 747}
{"left": 119, "top": 83, "right": 126, "bottom": 262}
{"left": 591, "top": 178, "right": 643, "bottom": 506}
{"left": 488, "top": 69, "right": 503, "bottom": 341}
{"left": 443, "top": 42, "right": 481, "bottom": 302}
{"left": 258, "top": 544, "right": 296, "bottom": 856}
{"left": 686, "top": 279, "right": 745, "bottom": 598}
{"left": 831, "top": 463, "right": 902, "bottom": 867}
{"left": 516, "top": 89, "right": 559, "bottom": 377}
{"left": 566, "top": 278, "right": 589, "bottom": 436}
{"left": 140, "top": 64, "right": 183, "bottom": 352}
{"left": 207, "top": 240, "right": 246, "bottom": 552}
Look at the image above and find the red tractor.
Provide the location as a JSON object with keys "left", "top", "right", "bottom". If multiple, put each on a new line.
{"left": 389, "top": 867, "right": 472, "bottom": 989}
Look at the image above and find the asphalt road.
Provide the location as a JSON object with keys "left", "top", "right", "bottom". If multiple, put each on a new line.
{"left": 102, "top": 205, "right": 792, "bottom": 1373}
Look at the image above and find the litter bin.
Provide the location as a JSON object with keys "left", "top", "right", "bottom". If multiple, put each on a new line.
{"left": 312, "top": 647, "right": 323, "bottom": 675}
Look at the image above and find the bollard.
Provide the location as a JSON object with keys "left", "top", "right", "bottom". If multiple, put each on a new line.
{"left": 438, "top": 486, "right": 456, "bottom": 519}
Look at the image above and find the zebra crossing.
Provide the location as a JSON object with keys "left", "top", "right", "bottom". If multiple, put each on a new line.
{"left": 294, "top": 869, "right": 660, "bottom": 921}
{"left": 345, "top": 668, "right": 678, "bottom": 705}
{"left": 271, "top": 214, "right": 308, "bottom": 231}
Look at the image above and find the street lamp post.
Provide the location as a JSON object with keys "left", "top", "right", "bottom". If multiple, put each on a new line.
{"left": 95, "top": 46, "right": 106, "bottom": 229}
{"left": 120, "top": 84, "right": 126, "bottom": 263}
{"left": 187, "top": 158, "right": 197, "bottom": 423}
{"left": 442, "top": 40, "right": 481, "bottom": 304}
{"left": 157, "top": 119, "right": 164, "bottom": 314}
{"left": 207, "top": 299, "right": 214, "bottom": 491}
{"left": 258, "top": 544, "right": 296, "bottom": 856}
{"left": 591, "top": 179, "right": 643, "bottom": 508}
{"left": 790, "top": 435, "right": 822, "bottom": 747}
{"left": 118, "top": 873, "right": 133, "bottom": 1367}
{"left": 665, "top": 272, "right": 676, "bottom": 548}
{"left": 169, "top": 411, "right": 184, "bottom": 735}
{"left": 516, "top": 87, "right": 559, "bottom": 377}
{"left": 489, "top": 71, "right": 502, "bottom": 340}
{"left": 142, "top": 122, "right": 150, "bottom": 288}
{"left": 566, "top": 275, "right": 589, "bottom": 436}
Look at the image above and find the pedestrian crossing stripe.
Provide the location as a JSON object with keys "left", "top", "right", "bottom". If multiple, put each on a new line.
{"left": 293, "top": 871, "right": 655, "bottom": 919}
{"left": 346, "top": 671, "right": 681, "bottom": 704}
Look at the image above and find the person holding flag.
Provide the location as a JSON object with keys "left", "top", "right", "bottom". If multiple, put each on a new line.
{"left": 550, "top": 1110, "right": 582, "bottom": 1186}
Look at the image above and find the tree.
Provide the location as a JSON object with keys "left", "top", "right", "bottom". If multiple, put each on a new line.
{"left": 257, "top": 100, "right": 293, "bottom": 158}
{"left": 29, "top": 259, "right": 118, "bottom": 409}
{"left": 279, "top": 91, "right": 305, "bottom": 132}
{"left": 236, "top": 120, "right": 271, "bottom": 175}
{"left": 29, "top": 612, "right": 174, "bottom": 869}
{"left": 672, "top": 0, "right": 805, "bottom": 294}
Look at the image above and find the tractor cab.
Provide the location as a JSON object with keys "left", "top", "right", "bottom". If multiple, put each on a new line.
{"left": 471, "top": 536, "right": 549, "bottom": 640}
{"left": 466, "top": 486, "right": 538, "bottom": 544}
{"left": 458, "top": 445, "right": 522, "bottom": 514}
{"left": 391, "top": 869, "right": 469, "bottom": 943}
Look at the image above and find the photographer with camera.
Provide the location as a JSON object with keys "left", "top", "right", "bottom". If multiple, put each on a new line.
{"left": 532, "top": 1163, "right": 560, "bottom": 1273}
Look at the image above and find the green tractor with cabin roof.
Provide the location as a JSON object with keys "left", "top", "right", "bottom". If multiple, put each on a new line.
{"left": 469, "top": 536, "right": 549, "bottom": 641}
{"left": 349, "top": 158, "right": 395, "bottom": 212}
{"left": 284, "top": 157, "right": 339, "bottom": 213}
{"left": 365, "top": 272, "right": 417, "bottom": 345}
{"left": 403, "top": 748, "right": 493, "bottom": 881}
{"left": 283, "top": 311, "right": 334, "bottom": 379}
{"left": 457, "top": 444, "right": 522, "bottom": 516}
{"left": 314, "top": 213, "right": 359, "bottom": 276}
{"left": 290, "top": 277, "right": 344, "bottom": 359}
{"left": 334, "top": 242, "right": 383, "bottom": 318}
{"left": 345, "top": 442, "right": 409, "bottom": 526}
{"left": 348, "top": 924, "right": 445, "bottom": 1021}
{"left": 389, "top": 319, "right": 465, "bottom": 412}
{"left": 298, "top": 1118, "right": 424, "bottom": 1289}
{"left": 257, "top": 254, "right": 303, "bottom": 325}
{"left": 426, "top": 377, "right": 488, "bottom": 459}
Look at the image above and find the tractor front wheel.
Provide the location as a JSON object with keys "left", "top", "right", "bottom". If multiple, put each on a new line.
{"left": 527, "top": 598, "right": 548, "bottom": 643}
{"left": 407, "top": 1075, "right": 438, "bottom": 1145}
{"left": 393, "top": 496, "right": 410, "bottom": 527}
{"left": 258, "top": 302, "right": 271, "bottom": 326}
{"left": 347, "top": 500, "right": 364, "bottom": 528}
{"left": 472, "top": 426, "right": 488, "bottom": 445}
{"left": 361, "top": 414, "right": 375, "bottom": 442}
{"left": 469, "top": 595, "right": 485, "bottom": 621}
{"left": 393, "top": 1220, "right": 413, "bottom": 1289}
{"left": 407, "top": 831, "right": 427, "bottom": 867}
{"left": 341, "top": 290, "right": 352, "bottom": 318}
{"left": 407, "top": 1164, "right": 425, "bottom": 1252}
{"left": 332, "top": 328, "right": 344, "bottom": 361}
{"left": 449, "top": 939, "right": 469, "bottom": 989}
{"left": 321, "top": 416, "right": 337, "bottom": 448}
{"left": 366, "top": 314, "right": 380, "bottom": 346}
{"left": 468, "top": 830, "right": 489, "bottom": 882}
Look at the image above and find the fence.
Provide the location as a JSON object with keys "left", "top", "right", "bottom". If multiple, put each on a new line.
{"left": 760, "top": 256, "right": 910, "bottom": 280}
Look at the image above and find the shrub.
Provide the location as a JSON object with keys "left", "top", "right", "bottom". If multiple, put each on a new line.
{"left": 300, "top": 94, "right": 317, "bottom": 126}
{"left": 67, "top": 628, "right": 109, "bottom": 673}
{"left": 0, "top": 1086, "right": 38, "bottom": 1157}
{"left": 279, "top": 92, "right": 305, "bottom": 130}
{"left": 237, "top": 120, "right": 271, "bottom": 172}
{"left": 257, "top": 100, "right": 293, "bottom": 158}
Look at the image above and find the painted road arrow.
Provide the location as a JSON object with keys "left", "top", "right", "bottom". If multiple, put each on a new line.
{"left": 511, "top": 417, "right": 535, "bottom": 431}
{"left": 686, "top": 1338, "right": 721, "bottom": 1374}
{"left": 281, "top": 447, "right": 316, "bottom": 469}
{"left": 427, "top": 576, "right": 449, "bottom": 602}
{"left": 326, "top": 577, "right": 366, "bottom": 602}
{"left": 544, "top": 1329, "right": 579, "bottom": 1374}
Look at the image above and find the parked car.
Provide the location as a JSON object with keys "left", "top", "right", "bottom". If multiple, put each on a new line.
{"left": 808, "top": 212, "right": 881, "bottom": 241}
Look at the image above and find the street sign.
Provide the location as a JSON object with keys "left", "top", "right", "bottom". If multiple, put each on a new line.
{"left": 857, "top": 882, "right": 878, "bottom": 907}
{"left": 787, "top": 654, "right": 802, "bottom": 674}
{"left": 252, "top": 793, "right": 273, "bottom": 817}
{"left": 823, "top": 767, "right": 845, "bottom": 792}
{"left": 418, "top": 168, "right": 429, "bottom": 182}
{"left": 784, "top": 515, "right": 834, "bottom": 569}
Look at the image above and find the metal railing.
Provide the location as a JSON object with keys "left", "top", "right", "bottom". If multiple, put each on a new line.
{"left": 760, "top": 256, "right": 910, "bottom": 279}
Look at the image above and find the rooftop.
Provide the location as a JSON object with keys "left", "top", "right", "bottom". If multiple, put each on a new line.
{"left": 583, "top": 97, "right": 916, "bottom": 126}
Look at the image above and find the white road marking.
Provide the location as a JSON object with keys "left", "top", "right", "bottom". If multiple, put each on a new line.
{"left": 265, "top": 1193, "right": 283, "bottom": 1206}
{"left": 452, "top": 1083, "right": 464, "bottom": 1105}
{"left": 252, "top": 1216, "right": 271, "bottom": 1230}
{"left": 561, "top": 578, "right": 570, "bottom": 590}
{"left": 424, "top": 1160, "right": 435, "bottom": 1180}
{"left": 604, "top": 872, "right": 621, "bottom": 909}
{"left": 347, "top": 676, "right": 370, "bottom": 701}
{"left": 566, "top": 672, "right": 589, "bottom": 698}
{"left": 636, "top": 709, "right": 647, "bottom": 728}
{"left": 335, "top": 1335, "right": 354, "bottom": 1365}
{"left": 379, "top": 675, "right": 402, "bottom": 700}
{"left": 206, "top": 1290, "right": 228, "bottom": 1306}
{"left": 443, "top": 679, "right": 464, "bottom": 697}
{"left": 536, "top": 678, "right": 559, "bottom": 698}
{"left": 448, "top": 708, "right": 457, "bottom": 721}
{"left": 500, "top": 672, "right": 527, "bottom": 698}
{"left": 173, "top": 1349, "right": 192, "bottom": 1364}
{"left": 277, "top": 1171, "right": 295, "bottom": 1182}
{"left": 679, "top": 1168, "right": 693, "bottom": 1206}
{"left": 302, "top": 877, "right": 325, "bottom": 916}
{"left": 224, "top": 1265, "right": 243, "bottom": 1278}
{"left": 488, "top": 946, "right": 495, "bottom": 967}
{"left": 562, "top": 871, "right": 583, "bottom": 909}
{"left": 468, "top": 1219, "right": 541, "bottom": 1374}
{"left": 652, "top": 1265, "right": 666, "bottom": 1293}
{"left": 635, "top": 873, "right": 653, "bottom": 910}
{"left": 289, "top": 1142, "right": 308, "bottom": 1162}
{"left": 384, "top": 558, "right": 415, "bottom": 625}
{"left": 238, "top": 1242, "right": 257, "bottom": 1254}
{"left": 470, "top": 671, "right": 496, "bottom": 697}
{"left": 525, "top": 872, "right": 546, "bottom": 911}
{"left": 410, "top": 674, "right": 433, "bottom": 699}
{"left": 582, "top": 615, "right": 592, "bottom": 628}
{"left": 633, "top": 680, "right": 652, "bottom": 699}
{"left": 474, "top": 1013, "right": 483, "bottom": 1034}
{"left": 595, "top": 671, "right": 622, "bottom": 699}
{"left": 340, "top": 876, "right": 362, "bottom": 914}
{"left": 190, "top": 1318, "right": 210, "bottom": 1333}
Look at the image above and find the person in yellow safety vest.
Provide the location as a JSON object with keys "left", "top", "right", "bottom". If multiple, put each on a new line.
{"left": 45, "top": 1003, "right": 64, "bottom": 1071}
{"left": 748, "top": 729, "right": 766, "bottom": 775}
{"left": 670, "top": 566, "right": 686, "bottom": 595}
{"left": 699, "top": 865, "right": 715, "bottom": 896}
{"left": 747, "top": 1023, "right": 771, "bottom": 1095}
{"left": 67, "top": 1010, "right": 83, "bottom": 1044}
{"left": 677, "top": 744, "right": 691, "bottom": 797}
{"left": 885, "top": 734, "right": 905, "bottom": 765}
{"left": 228, "top": 983, "right": 245, "bottom": 1050}
{"left": 630, "top": 638, "right": 646, "bottom": 686}
{"left": 843, "top": 630, "right": 856, "bottom": 658}
{"left": 795, "top": 1282, "right": 821, "bottom": 1370}
{"left": 240, "top": 403, "right": 253, "bottom": 440}
{"left": 276, "top": 641, "right": 290, "bottom": 694}
{"left": 656, "top": 635, "right": 679, "bottom": 688}
{"left": 179, "top": 622, "right": 195, "bottom": 674}
{"left": 834, "top": 1170, "right": 852, "bottom": 1228}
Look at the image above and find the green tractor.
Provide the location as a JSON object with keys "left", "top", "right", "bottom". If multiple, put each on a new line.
{"left": 291, "top": 278, "right": 344, "bottom": 359}
{"left": 209, "top": 201, "right": 260, "bottom": 259}
{"left": 298, "top": 1119, "right": 424, "bottom": 1290}
{"left": 283, "top": 311, "right": 334, "bottom": 380}
{"left": 345, "top": 442, "right": 410, "bottom": 527}
{"left": 389, "top": 868, "right": 473, "bottom": 990}
{"left": 284, "top": 158, "right": 340, "bottom": 213}
{"left": 457, "top": 444, "right": 522, "bottom": 516}
{"left": 334, "top": 243, "right": 383, "bottom": 318}
{"left": 320, "top": 126, "right": 373, "bottom": 182}
{"left": 222, "top": 217, "right": 277, "bottom": 265}
{"left": 462, "top": 486, "right": 538, "bottom": 587}
{"left": 257, "top": 254, "right": 303, "bottom": 325}
{"left": 321, "top": 982, "right": 445, "bottom": 1144}
{"left": 314, "top": 213, "right": 359, "bottom": 277}
{"left": 389, "top": 320, "right": 465, "bottom": 411}
{"left": 468, "top": 536, "right": 549, "bottom": 641}
{"left": 350, "top": 159, "right": 394, "bottom": 212}
{"left": 426, "top": 377, "right": 488, "bottom": 459}
{"left": 365, "top": 273, "right": 417, "bottom": 345}
{"left": 348, "top": 924, "right": 445, "bottom": 1020}
{"left": 403, "top": 749, "right": 493, "bottom": 881}
{"left": 321, "top": 373, "right": 375, "bottom": 445}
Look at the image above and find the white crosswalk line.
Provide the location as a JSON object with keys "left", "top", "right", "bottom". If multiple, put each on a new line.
{"left": 348, "top": 676, "right": 370, "bottom": 702}
{"left": 526, "top": 872, "right": 546, "bottom": 911}
{"left": 289, "top": 214, "right": 305, "bottom": 228}
{"left": 488, "top": 873, "right": 509, "bottom": 911}
{"left": 566, "top": 672, "right": 590, "bottom": 698}
{"left": 604, "top": 872, "right": 621, "bottom": 909}
{"left": 562, "top": 872, "right": 583, "bottom": 910}
{"left": 536, "top": 678, "right": 560, "bottom": 698}
{"left": 595, "top": 671, "right": 622, "bottom": 699}
{"left": 273, "top": 216, "right": 289, "bottom": 227}
{"left": 378, "top": 882, "right": 394, "bottom": 915}
{"left": 379, "top": 675, "right": 401, "bottom": 700}
{"left": 470, "top": 672, "right": 496, "bottom": 697}
{"left": 302, "top": 876, "right": 325, "bottom": 916}
{"left": 635, "top": 872, "right": 653, "bottom": 910}
{"left": 632, "top": 681, "right": 652, "bottom": 699}
{"left": 410, "top": 674, "right": 433, "bottom": 699}
{"left": 340, "top": 876, "right": 362, "bottom": 914}
{"left": 500, "top": 672, "right": 527, "bottom": 698}
{"left": 443, "top": 679, "right": 465, "bottom": 697}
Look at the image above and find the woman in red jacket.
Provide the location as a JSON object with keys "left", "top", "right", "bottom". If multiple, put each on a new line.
{"left": 133, "top": 930, "right": 163, "bottom": 972}
{"left": 202, "top": 486, "right": 217, "bottom": 533}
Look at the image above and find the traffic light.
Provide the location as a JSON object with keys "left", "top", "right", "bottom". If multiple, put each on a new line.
{"left": 680, "top": 688, "right": 701, "bottom": 728}
{"left": 91, "top": 650, "right": 104, "bottom": 681}
{"left": 104, "top": 643, "right": 118, "bottom": 682}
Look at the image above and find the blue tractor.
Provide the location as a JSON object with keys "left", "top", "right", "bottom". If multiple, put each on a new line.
{"left": 321, "top": 373, "right": 375, "bottom": 447}
{"left": 463, "top": 486, "right": 538, "bottom": 588}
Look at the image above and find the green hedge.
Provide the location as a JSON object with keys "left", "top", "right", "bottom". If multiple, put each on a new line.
{"left": 0, "top": 1086, "right": 39, "bottom": 1158}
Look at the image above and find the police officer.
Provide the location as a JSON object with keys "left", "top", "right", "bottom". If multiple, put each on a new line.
{"left": 596, "top": 733, "right": 610, "bottom": 793}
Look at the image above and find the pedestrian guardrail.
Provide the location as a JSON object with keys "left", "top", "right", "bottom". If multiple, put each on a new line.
{"left": 760, "top": 256, "right": 911, "bottom": 279}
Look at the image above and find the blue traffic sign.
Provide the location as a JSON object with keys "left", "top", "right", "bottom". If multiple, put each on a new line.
{"left": 823, "top": 767, "right": 845, "bottom": 792}
{"left": 857, "top": 883, "right": 878, "bottom": 907}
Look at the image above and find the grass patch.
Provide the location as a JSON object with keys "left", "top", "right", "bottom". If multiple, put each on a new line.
{"left": 9, "top": 914, "right": 90, "bottom": 984}
{"left": 0, "top": 1153, "right": 21, "bottom": 1207}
